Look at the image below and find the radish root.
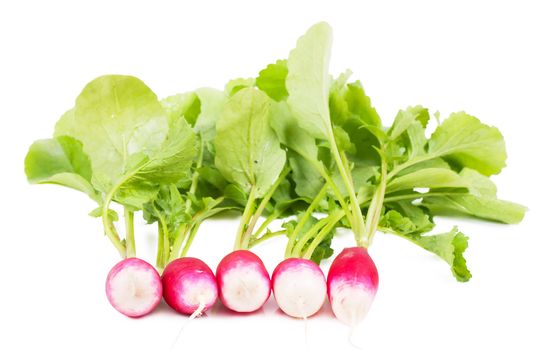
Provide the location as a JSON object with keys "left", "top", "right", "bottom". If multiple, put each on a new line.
{"left": 170, "top": 301, "right": 206, "bottom": 350}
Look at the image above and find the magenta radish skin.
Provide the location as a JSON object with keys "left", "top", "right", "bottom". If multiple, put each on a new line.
{"left": 216, "top": 250, "right": 271, "bottom": 312}
{"left": 327, "top": 247, "right": 379, "bottom": 325}
{"left": 271, "top": 258, "right": 327, "bottom": 318}
{"left": 105, "top": 258, "right": 163, "bottom": 318}
{"left": 162, "top": 257, "right": 218, "bottom": 315}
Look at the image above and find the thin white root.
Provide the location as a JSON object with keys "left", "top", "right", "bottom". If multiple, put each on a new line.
{"left": 296, "top": 298, "right": 310, "bottom": 349}
{"left": 169, "top": 301, "right": 206, "bottom": 350}
{"left": 189, "top": 301, "right": 206, "bottom": 320}
{"left": 303, "top": 315, "right": 309, "bottom": 349}
{"left": 348, "top": 326, "right": 364, "bottom": 350}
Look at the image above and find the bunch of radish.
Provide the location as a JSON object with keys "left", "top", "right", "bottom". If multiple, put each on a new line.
{"left": 25, "top": 20, "right": 525, "bottom": 340}
{"left": 104, "top": 247, "right": 379, "bottom": 328}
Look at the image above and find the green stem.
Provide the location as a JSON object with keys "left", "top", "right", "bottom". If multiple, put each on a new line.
{"left": 249, "top": 229, "right": 287, "bottom": 248}
{"left": 153, "top": 206, "right": 171, "bottom": 268}
{"left": 253, "top": 211, "right": 281, "bottom": 240}
{"left": 302, "top": 211, "right": 344, "bottom": 259}
{"left": 315, "top": 163, "right": 353, "bottom": 224}
{"left": 102, "top": 167, "right": 150, "bottom": 258}
{"left": 290, "top": 218, "right": 330, "bottom": 258}
{"left": 386, "top": 154, "right": 436, "bottom": 181}
{"left": 156, "top": 222, "right": 165, "bottom": 269}
{"left": 241, "top": 167, "right": 290, "bottom": 249}
{"left": 101, "top": 191, "right": 126, "bottom": 258}
{"left": 184, "top": 134, "right": 204, "bottom": 213}
{"left": 181, "top": 221, "right": 201, "bottom": 258}
{"left": 171, "top": 197, "right": 225, "bottom": 261}
{"left": 327, "top": 129, "right": 366, "bottom": 240}
{"left": 168, "top": 223, "right": 188, "bottom": 261}
{"left": 124, "top": 208, "right": 135, "bottom": 257}
{"left": 285, "top": 183, "right": 329, "bottom": 257}
{"left": 363, "top": 153, "right": 388, "bottom": 247}
{"left": 234, "top": 187, "right": 258, "bottom": 250}
{"left": 384, "top": 191, "right": 468, "bottom": 203}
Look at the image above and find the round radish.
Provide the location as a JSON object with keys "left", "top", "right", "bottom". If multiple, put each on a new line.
{"left": 271, "top": 258, "right": 327, "bottom": 318}
{"left": 327, "top": 247, "right": 379, "bottom": 326}
{"left": 162, "top": 257, "right": 218, "bottom": 315}
{"left": 216, "top": 250, "right": 271, "bottom": 312}
{"left": 105, "top": 258, "right": 162, "bottom": 318}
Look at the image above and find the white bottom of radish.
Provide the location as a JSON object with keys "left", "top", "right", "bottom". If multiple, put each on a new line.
{"left": 273, "top": 268, "right": 326, "bottom": 318}
{"left": 329, "top": 283, "right": 375, "bottom": 326}
{"left": 221, "top": 266, "right": 270, "bottom": 312}
{"left": 181, "top": 279, "right": 218, "bottom": 308}
{"left": 108, "top": 266, "right": 160, "bottom": 316}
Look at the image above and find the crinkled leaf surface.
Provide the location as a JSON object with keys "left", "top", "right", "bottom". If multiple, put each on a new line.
{"left": 214, "top": 88, "right": 286, "bottom": 197}
{"left": 286, "top": 22, "right": 333, "bottom": 140}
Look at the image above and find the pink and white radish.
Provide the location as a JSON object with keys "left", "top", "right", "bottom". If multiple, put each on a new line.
{"left": 162, "top": 257, "right": 218, "bottom": 315}
{"left": 271, "top": 258, "right": 327, "bottom": 318}
{"left": 216, "top": 250, "right": 271, "bottom": 312}
{"left": 327, "top": 247, "right": 379, "bottom": 325}
{"left": 105, "top": 258, "right": 163, "bottom": 317}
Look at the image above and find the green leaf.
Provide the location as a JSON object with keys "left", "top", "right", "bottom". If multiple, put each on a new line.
{"left": 329, "top": 77, "right": 382, "bottom": 129}
{"left": 54, "top": 109, "right": 77, "bottom": 137}
{"left": 344, "top": 81, "right": 382, "bottom": 127}
{"left": 54, "top": 75, "right": 197, "bottom": 209}
{"left": 89, "top": 207, "right": 118, "bottom": 221}
{"left": 256, "top": 59, "right": 288, "bottom": 101}
{"left": 332, "top": 126, "right": 355, "bottom": 153}
{"left": 387, "top": 168, "right": 469, "bottom": 193}
{"left": 224, "top": 183, "right": 248, "bottom": 206}
{"left": 225, "top": 78, "right": 255, "bottom": 96}
{"left": 55, "top": 75, "right": 169, "bottom": 192}
{"left": 115, "top": 116, "right": 197, "bottom": 208}
{"left": 405, "top": 122, "right": 428, "bottom": 159}
{"left": 413, "top": 227, "right": 471, "bottom": 282}
{"left": 309, "top": 230, "right": 334, "bottom": 264}
{"left": 160, "top": 88, "right": 228, "bottom": 143}
{"left": 428, "top": 112, "right": 506, "bottom": 175}
{"left": 269, "top": 120, "right": 320, "bottom": 208}
{"left": 422, "top": 168, "right": 526, "bottom": 224}
{"left": 197, "top": 166, "right": 229, "bottom": 192}
{"left": 160, "top": 92, "right": 201, "bottom": 126}
{"left": 388, "top": 106, "right": 429, "bottom": 140}
{"left": 196, "top": 88, "right": 228, "bottom": 143}
{"left": 24, "top": 136, "right": 99, "bottom": 201}
{"left": 143, "top": 184, "right": 189, "bottom": 243}
{"left": 381, "top": 201, "right": 435, "bottom": 234}
{"left": 383, "top": 220, "right": 471, "bottom": 282}
{"left": 396, "top": 158, "right": 452, "bottom": 176}
{"left": 289, "top": 151, "right": 325, "bottom": 198}
{"left": 286, "top": 22, "right": 333, "bottom": 140}
{"left": 270, "top": 101, "right": 320, "bottom": 163}
{"left": 214, "top": 88, "right": 286, "bottom": 197}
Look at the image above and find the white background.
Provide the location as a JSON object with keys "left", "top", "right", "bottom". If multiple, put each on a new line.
{"left": 1, "top": 1, "right": 555, "bottom": 349}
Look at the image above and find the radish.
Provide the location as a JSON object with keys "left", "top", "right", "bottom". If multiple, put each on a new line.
{"left": 162, "top": 257, "right": 218, "bottom": 315}
{"left": 216, "top": 250, "right": 271, "bottom": 312}
{"left": 105, "top": 258, "right": 163, "bottom": 318}
{"left": 271, "top": 258, "right": 327, "bottom": 318}
{"left": 327, "top": 247, "right": 379, "bottom": 326}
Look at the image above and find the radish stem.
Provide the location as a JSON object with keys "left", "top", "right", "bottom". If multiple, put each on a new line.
{"left": 290, "top": 218, "right": 329, "bottom": 258}
{"left": 302, "top": 210, "right": 344, "bottom": 259}
{"left": 156, "top": 221, "right": 165, "bottom": 269}
{"left": 124, "top": 208, "right": 135, "bottom": 257}
{"left": 249, "top": 229, "right": 287, "bottom": 248}
{"left": 285, "top": 183, "right": 328, "bottom": 257}
{"left": 327, "top": 127, "right": 366, "bottom": 242}
{"left": 241, "top": 167, "right": 290, "bottom": 249}
{"left": 181, "top": 221, "right": 200, "bottom": 257}
{"left": 364, "top": 152, "right": 387, "bottom": 247}
{"left": 234, "top": 187, "right": 257, "bottom": 250}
